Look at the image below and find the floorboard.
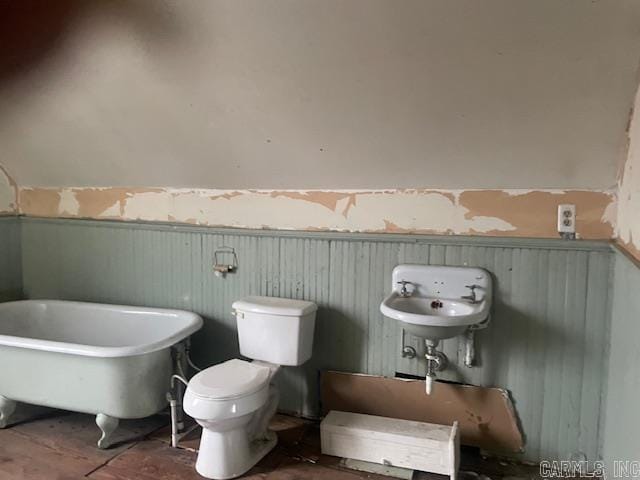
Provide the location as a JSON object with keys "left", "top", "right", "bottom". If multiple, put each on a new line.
{"left": 0, "top": 409, "right": 541, "bottom": 480}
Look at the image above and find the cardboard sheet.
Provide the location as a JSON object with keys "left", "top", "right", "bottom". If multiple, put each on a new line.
{"left": 321, "top": 371, "right": 523, "bottom": 454}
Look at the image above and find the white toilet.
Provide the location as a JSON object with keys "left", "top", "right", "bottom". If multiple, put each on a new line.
{"left": 183, "top": 296, "right": 317, "bottom": 479}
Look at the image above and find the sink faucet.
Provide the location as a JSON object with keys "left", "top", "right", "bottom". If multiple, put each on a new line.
{"left": 461, "top": 284, "right": 481, "bottom": 304}
{"left": 397, "top": 280, "right": 413, "bottom": 297}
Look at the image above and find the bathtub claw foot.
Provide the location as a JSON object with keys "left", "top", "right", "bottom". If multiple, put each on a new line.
{"left": 96, "top": 414, "right": 119, "bottom": 449}
{"left": 0, "top": 396, "right": 16, "bottom": 428}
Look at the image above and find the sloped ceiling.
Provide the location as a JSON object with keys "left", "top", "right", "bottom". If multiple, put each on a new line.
{"left": 1, "top": 0, "right": 640, "bottom": 190}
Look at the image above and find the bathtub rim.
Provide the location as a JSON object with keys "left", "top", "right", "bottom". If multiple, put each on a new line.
{"left": 0, "top": 299, "right": 204, "bottom": 358}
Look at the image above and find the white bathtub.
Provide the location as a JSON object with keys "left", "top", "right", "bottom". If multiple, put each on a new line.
{"left": 0, "top": 300, "right": 203, "bottom": 447}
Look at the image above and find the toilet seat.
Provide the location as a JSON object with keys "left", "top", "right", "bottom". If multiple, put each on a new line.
{"left": 183, "top": 359, "right": 272, "bottom": 422}
{"left": 188, "top": 359, "right": 271, "bottom": 400}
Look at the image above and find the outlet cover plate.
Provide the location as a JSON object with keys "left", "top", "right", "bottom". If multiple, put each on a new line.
{"left": 557, "top": 204, "right": 576, "bottom": 234}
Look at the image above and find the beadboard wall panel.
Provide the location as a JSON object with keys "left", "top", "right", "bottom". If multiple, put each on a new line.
{"left": 602, "top": 250, "right": 640, "bottom": 476}
{"left": 19, "top": 218, "right": 613, "bottom": 463}
{"left": 0, "top": 217, "right": 21, "bottom": 302}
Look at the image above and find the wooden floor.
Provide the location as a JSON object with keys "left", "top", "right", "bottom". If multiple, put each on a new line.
{"left": 0, "top": 408, "right": 541, "bottom": 480}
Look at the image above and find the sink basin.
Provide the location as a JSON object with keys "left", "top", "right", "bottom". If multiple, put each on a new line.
{"left": 380, "top": 265, "right": 492, "bottom": 340}
{"left": 381, "top": 293, "right": 489, "bottom": 340}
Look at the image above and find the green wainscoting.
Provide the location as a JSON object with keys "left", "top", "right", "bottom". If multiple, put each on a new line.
{"left": 602, "top": 250, "right": 640, "bottom": 475}
{"left": 0, "top": 217, "right": 22, "bottom": 301}
{"left": 19, "top": 217, "right": 614, "bottom": 463}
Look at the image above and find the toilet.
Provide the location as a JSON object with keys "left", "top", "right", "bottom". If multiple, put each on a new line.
{"left": 183, "top": 296, "right": 317, "bottom": 479}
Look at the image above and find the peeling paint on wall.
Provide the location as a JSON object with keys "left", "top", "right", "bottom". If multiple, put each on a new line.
{"left": 18, "top": 186, "right": 616, "bottom": 239}
{"left": 616, "top": 84, "right": 640, "bottom": 261}
{"left": 19, "top": 188, "right": 61, "bottom": 218}
{"left": 0, "top": 165, "right": 17, "bottom": 214}
{"left": 459, "top": 190, "right": 616, "bottom": 239}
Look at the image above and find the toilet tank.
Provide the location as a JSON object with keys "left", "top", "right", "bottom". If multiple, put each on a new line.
{"left": 232, "top": 296, "right": 317, "bottom": 366}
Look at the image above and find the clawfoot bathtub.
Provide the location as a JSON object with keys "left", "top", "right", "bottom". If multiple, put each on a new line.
{"left": 0, "top": 300, "right": 203, "bottom": 448}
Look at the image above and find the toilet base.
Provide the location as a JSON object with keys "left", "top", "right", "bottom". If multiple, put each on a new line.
{"left": 195, "top": 428, "right": 277, "bottom": 479}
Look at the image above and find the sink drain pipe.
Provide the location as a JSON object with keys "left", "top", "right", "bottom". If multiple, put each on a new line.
{"left": 424, "top": 339, "right": 447, "bottom": 395}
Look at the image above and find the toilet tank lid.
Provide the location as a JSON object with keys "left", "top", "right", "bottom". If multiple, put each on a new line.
{"left": 232, "top": 296, "right": 317, "bottom": 317}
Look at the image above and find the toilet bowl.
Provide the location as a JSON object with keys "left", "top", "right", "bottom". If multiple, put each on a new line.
{"left": 183, "top": 296, "right": 317, "bottom": 480}
{"left": 183, "top": 359, "right": 279, "bottom": 479}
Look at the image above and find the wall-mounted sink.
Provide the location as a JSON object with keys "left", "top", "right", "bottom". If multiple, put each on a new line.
{"left": 381, "top": 291, "right": 490, "bottom": 341}
{"left": 380, "top": 264, "right": 493, "bottom": 394}
{"left": 380, "top": 265, "right": 492, "bottom": 339}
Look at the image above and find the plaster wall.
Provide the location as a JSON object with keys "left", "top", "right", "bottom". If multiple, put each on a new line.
{"left": 616, "top": 86, "right": 640, "bottom": 261}
{"left": 2, "top": 0, "right": 640, "bottom": 191}
{"left": 0, "top": 165, "right": 17, "bottom": 215}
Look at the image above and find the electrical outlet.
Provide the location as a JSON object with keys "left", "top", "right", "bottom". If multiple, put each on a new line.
{"left": 557, "top": 204, "right": 576, "bottom": 236}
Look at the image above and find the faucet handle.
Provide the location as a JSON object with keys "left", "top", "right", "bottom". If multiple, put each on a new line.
{"left": 396, "top": 280, "right": 413, "bottom": 297}
{"left": 462, "top": 284, "right": 482, "bottom": 303}
{"left": 397, "top": 280, "right": 414, "bottom": 289}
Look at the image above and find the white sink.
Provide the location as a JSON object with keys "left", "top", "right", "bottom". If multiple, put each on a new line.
{"left": 380, "top": 265, "right": 492, "bottom": 341}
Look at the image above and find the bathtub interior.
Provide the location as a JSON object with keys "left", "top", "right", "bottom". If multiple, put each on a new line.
{"left": 0, "top": 300, "right": 203, "bottom": 356}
